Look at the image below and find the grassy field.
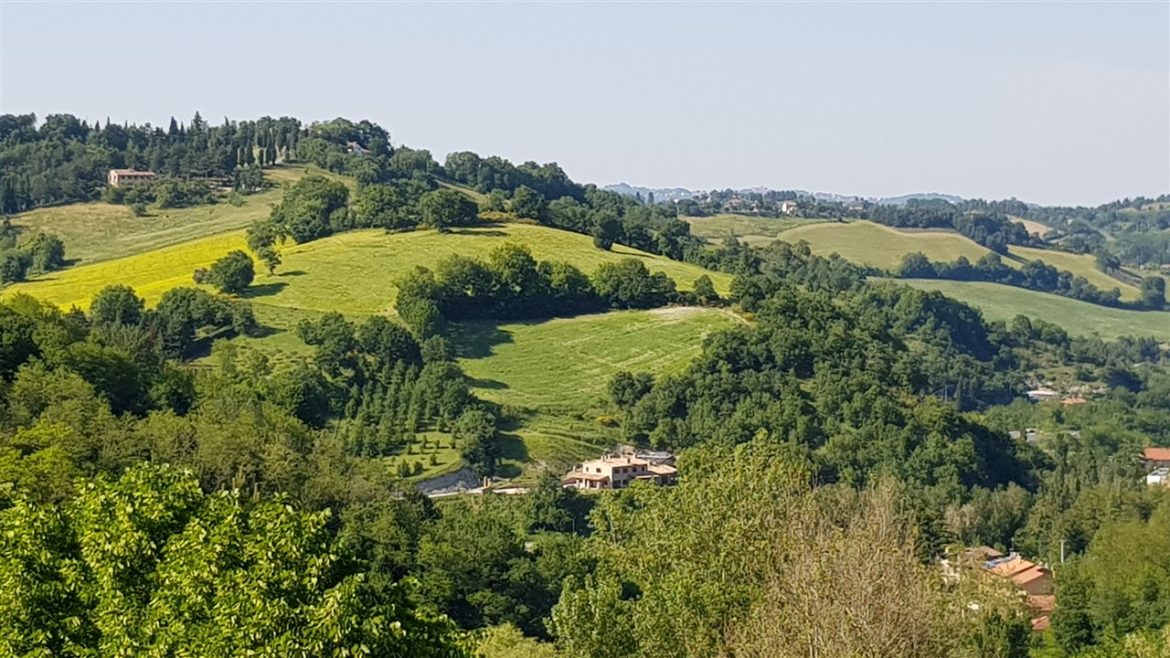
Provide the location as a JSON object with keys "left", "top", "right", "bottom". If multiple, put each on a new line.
{"left": 8, "top": 165, "right": 332, "bottom": 266}
{"left": 451, "top": 306, "right": 743, "bottom": 413}
{"left": 6, "top": 223, "right": 732, "bottom": 315}
{"left": 11, "top": 192, "right": 277, "bottom": 267}
{"left": 1007, "top": 246, "right": 1141, "bottom": 300}
{"left": 777, "top": 221, "right": 992, "bottom": 269}
{"left": 451, "top": 306, "right": 745, "bottom": 478}
{"left": 5, "top": 231, "right": 249, "bottom": 308}
{"left": 1008, "top": 216, "right": 1053, "bottom": 237}
{"left": 684, "top": 214, "right": 825, "bottom": 246}
{"left": 771, "top": 220, "right": 1139, "bottom": 299}
{"left": 897, "top": 279, "right": 1170, "bottom": 341}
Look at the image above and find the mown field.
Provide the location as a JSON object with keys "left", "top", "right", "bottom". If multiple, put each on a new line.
{"left": 8, "top": 165, "right": 335, "bottom": 266}
{"left": 775, "top": 221, "right": 992, "bottom": 269}
{"left": 1008, "top": 215, "right": 1053, "bottom": 237}
{"left": 451, "top": 306, "right": 743, "bottom": 413}
{"left": 452, "top": 306, "right": 744, "bottom": 477}
{"left": 683, "top": 214, "right": 825, "bottom": 246}
{"left": 5, "top": 231, "right": 249, "bottom": 307}
{"left": 7, "top": 223, "right": 732, "bottom": 313}
{"left": 770, "top": 220, "right": 1141, "bottom": 300}
{"left": 897, "top": 279, "right": 1170, "bottom": 341}
{"left": 1007, "top": 246, "right": 1141, "bottom": 299}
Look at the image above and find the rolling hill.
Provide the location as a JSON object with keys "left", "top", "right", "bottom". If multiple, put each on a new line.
{"left": 8, "top": 165, "right": 340, "bottom": 266}
{"left": 683, "top": 214, "right": 825, "bottom": 246}
{"left": 452, "top": 306, "right": 743, "bottom": 414}
{"left": 776, "top": 220, "right": 992, "bottom": 269}
{"left": 5, "top": 222, "right": 732, "bottom": 312}
{"left": 897, "top": 279, "right": 1170, "bottom": 341}
{"left": 451, "top": 306, "right": 744, "bottom": 474}
{"left": 4, "top": 217, "right": 739, "bottom": 481}
{"left": 756, "top": 220, "right": 1142, "bottom": 301}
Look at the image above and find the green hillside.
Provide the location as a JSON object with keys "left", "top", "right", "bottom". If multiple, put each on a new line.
{"left": 774, "top": 221, "right": 992, "bottom": 268}
{"left": 7, "top": 165, "right": 335, "bottom": 266}
{"left": 4, "top": 231, "right": 250, "bottom": 307}
{"left": 897, "top": 279, "right": 1170, "bottom": 340}
{"left": 450, "top": 306, "right": 744, "bottom": 474}
{"left": 1008, "top": 245, "right": 1141, "bottom": 299}
{"left": 453, "top": 307, "right": 743, "bottom": 414}
{"left": 684, "top": 214, "right": 824, "bottom": 246}
{"left": 6, "top": 223, "right": 731, "bottom": 313}
{"left": 770, "top": 220, "right": 1141, "bottom": 300}
{"left": 5, "top": 219, "right": 737, "bottom": 479}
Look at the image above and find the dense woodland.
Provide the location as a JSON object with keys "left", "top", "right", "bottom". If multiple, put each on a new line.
{"left": 2, "top": 113, "right": 1170, "bottom": 657}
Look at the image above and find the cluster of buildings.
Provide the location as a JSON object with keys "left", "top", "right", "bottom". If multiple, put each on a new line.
{"left": 956, "top": 547, "right": 1055, "bottom": 632}
{"left": 562, "top": 449, "right": 678, "bottom": 490}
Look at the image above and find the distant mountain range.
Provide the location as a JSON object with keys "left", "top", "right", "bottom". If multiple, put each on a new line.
{"left": 602, "top": 183, "right": 964, "bottom": 207}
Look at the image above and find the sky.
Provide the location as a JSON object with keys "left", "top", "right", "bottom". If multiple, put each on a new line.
{"left": 1, "top": 1, "right": 1167, "bottom": 206}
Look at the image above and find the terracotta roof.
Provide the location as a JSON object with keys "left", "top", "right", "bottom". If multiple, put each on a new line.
{"left": 1031, "top": 616, "right": 1051, "bottom": 632}
{"left": 581, "top": 455, "right": 649, "bottom": 469}
{"left": 1011, "top": 566, "right": 1051, "bottom": 587}
{"left": 647, "top": 464, "right": 678, "bottom": 476}
{"left": 1143, "top": 447, "right": 1170, "bottom": 462}
{"left": 988, "top": 556, "right": 1035, "bottom": 578}
{"left": 1061, "top": 397, "right": 1088, "bottom": 406}
{"left": 563, "top": 472, "right": 609, "bottom": 482}
{"left": 1027, "top": 595, "right": 1056, "bottom": 613}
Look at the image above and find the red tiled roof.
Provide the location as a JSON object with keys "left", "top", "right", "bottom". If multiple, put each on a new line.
{"left": 1011, "top": 566, "right": 1050, "bottom": 587}
{"left": 1144, "top": 447, "right": 1170, "bottom": 462}
{"left": 563, "top": 472, "right": 609, "bottom": 482}
{"left": 1031, "top": 616, "right": 1051, "bottom": 632}
{"left": 988, "top": 557, "right": 1035, "bottom": 578}
{"left": 1027, "top": 595, "right": 1056, "bottom": 613}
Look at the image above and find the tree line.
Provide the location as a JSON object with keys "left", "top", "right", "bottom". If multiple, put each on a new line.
{"left": 393, "top": 242, "right": 716, "bottom": 338}
{"left": 0, "top": 112, "right": 304, "bottom": 212}
{"left": 895, "top": 250, "right": 1167, "bottom": 310}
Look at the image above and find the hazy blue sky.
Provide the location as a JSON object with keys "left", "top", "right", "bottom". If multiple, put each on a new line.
{"left": 2, "top": 2, "right": 1167, "bottom": 205}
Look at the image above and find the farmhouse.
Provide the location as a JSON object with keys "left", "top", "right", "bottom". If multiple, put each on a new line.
{"left": 563, "top": 454, "right": 678, "bottom": 490}
{"left": 779, "top": 200, "right": 799, "bottom": 215}
{"left": 1143, "top": 446, "right": 1170, "bottom": 468}
{"left": 107, "top": 168, "right": 157, "bottom": 187}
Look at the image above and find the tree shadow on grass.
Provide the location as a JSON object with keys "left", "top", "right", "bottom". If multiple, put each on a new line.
{"left": 494, "top": 431, "right": 529, "bottom": 478}
{"left": 241, "top": 282, "right": 288, "bottom": 298}
{"left": 278, "top": 270, "right": 307, "bottom": 277}
{"left": 445, "top": 227, "right": 509, "bottom": 237}
{"left": 449, "top": 322, "right": 514, "bottom": 360}
{"left": 248, "top": 323, "right": 283, "bottom": 339}
{"left": 468, "top": 376, "right": 509, "bottom": 391}
{"left": 1001, "top": 252, "right": 1029, "bottom": 266}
